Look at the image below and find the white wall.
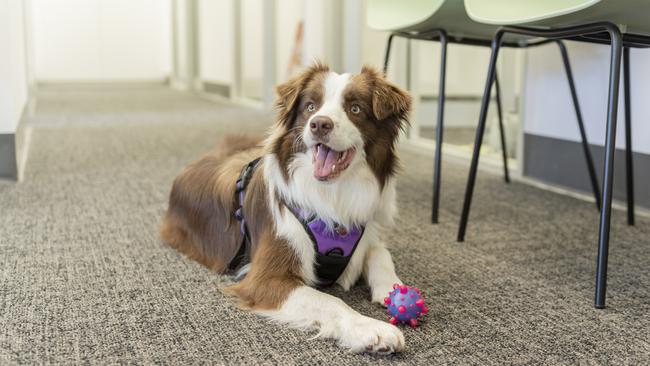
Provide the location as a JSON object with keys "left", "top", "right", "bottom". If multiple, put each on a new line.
{"left": 275, "top": 0, "right": 303, "bottom": 82}
{"left": 172, "top": 0, "right": 192, "bottom": 88}
{"left": 523, "top": 42, "right": 650, "bottom": 155}
{"left": 302, "top": 0, "right": 343, "bottom": 72}
{"left": 193, "top": 0, "right": 299, "bottom": 100}
{"left": 237, "top": 0, "right": 264, "bottom": 99}
{"left": 197, "top": 0, "right": 234, "bottom": 85}
{"left": 31, "top": 0, "right": 172, "bottom": 82}
{"left": 416, "top": 42, "right": 491, "bottom": 97}
{"left": 361, "top": 28, "right": 389, "bottom": 68}
{"left": 0, "top": 0, "right": 29, "bottom": 134}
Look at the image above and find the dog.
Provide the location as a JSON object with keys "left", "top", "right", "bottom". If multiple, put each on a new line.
{"left": 160, "top": 63, "right": 412, "bottom": 354}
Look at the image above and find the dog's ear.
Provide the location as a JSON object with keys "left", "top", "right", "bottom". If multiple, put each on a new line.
{"left": 362, "top": 65, "right": 412, "bottom": 124}
{"left": 275, "top": 62, "right": 329, "bottom": 127}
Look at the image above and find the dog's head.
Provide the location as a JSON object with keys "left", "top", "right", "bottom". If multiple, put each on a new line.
{"left": 271, "top": 63, "right": 411, "bottom": 188}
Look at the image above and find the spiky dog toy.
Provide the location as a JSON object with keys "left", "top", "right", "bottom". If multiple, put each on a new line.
{"left": 384, "top": 284, "right": 428, "bottom": 327}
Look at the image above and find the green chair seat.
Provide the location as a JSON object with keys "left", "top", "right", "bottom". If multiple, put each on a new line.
{"left": 465, "top": 0, "right": 650, "bottom": 36}
{"left": 367, "top": 0, "right": 500, "bottom": 41}
{"left": 367, "top": 0, "right": 444, "bottom": 32}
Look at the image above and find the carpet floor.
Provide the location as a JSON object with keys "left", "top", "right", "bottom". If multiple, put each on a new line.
{"left": 1, "top": 85, "right": 649, "bottom": 365}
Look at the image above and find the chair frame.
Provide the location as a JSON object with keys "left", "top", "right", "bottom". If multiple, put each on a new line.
{"left": 382, "top": 31, "right": 613, "bottom": 224}
{"left": 456, "top": 21, "right": 644, "bottom": 308}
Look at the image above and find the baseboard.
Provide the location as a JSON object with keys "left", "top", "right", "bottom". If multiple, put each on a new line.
{"left": 1, "top": 96, "right": 35, "bottom": 181}
{"left": 0, "top": 134, "right": 17, "bottom": 180}
{"left": 37, "top": 79, "right": 169, "bottom": 89}
{"left": 202, "top": 82, "right": 231, "bottom": 98}
{"left": 401, "top": 136, "right": 650, "bottom": 219}
{"left": 524, "top": 133, "right": 649, "bottom": 209}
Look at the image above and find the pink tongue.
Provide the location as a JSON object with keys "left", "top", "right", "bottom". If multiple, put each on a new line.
{"left": 314, "top": 145, "right": 338, "bottom": 178}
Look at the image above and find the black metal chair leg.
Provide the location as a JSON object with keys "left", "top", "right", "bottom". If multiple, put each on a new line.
{"left": 557, "top": 41, "right": 601, "bottom": 210}
{"left": 457, "top": 32, "right": 504, "bottom": 242}
{"left": 623, "top": 47, "right": 635, "bottom": 226}
{"left": 431, "top": 30, "right": 448, "bottom": 224}
{"left": 451, "top": 22, "right": 625, "bottom": 307}
{"left": 383, "top": 34, "right": 395, "bottom": 74}
{"left": 595, "top": 25, "right": 623, "bottom": 309}
{"left": 493, "top": 71, "right": 510, "bottom": 183}
{"left": 384, "top": 31, "right": 448, "bottom": 224}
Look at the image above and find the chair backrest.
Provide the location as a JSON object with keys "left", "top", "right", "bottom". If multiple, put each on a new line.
{"left": 367, "top": 0, "right": 444, "bottom": 31}
{"left": 464, "top": 0, "right": 602, "bottom": 25}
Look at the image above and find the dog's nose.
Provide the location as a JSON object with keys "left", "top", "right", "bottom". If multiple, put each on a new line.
{"left": 309, "top": 117, "right": 333, "bottom": 138}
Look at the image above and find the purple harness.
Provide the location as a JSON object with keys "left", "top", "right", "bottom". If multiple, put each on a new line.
{"left": 230, "top": 158, "right": 365, "bottom": 286}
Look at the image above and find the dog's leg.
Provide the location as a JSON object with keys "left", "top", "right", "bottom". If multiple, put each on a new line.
{"left": 364, "top": 244, "right": 402, "bottom": 305}
{"left": 261, "top": 286, "right": 404, "bottom": 354}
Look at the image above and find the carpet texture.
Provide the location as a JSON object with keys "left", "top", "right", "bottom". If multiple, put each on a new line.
{"left": 1, "top": 85, "right": 649, "bottom": 365}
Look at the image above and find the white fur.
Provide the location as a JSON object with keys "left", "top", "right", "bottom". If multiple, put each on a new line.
{"left": 302, "top": 72, "right": 364, "bottom": 153}
{"left": 272, "top": 151, "right": 380, "bottom": 228}
{"left": 264, "top": 155, "right": 318, "bottom": 285}
{"left": 259, "top": 286, "right": 404, "bottom": 354}
{"left": 259, "top": 71, "right": 405, "bottom": 353}
{"left": 364, "top": 244, "right": 403, "bottom": 304}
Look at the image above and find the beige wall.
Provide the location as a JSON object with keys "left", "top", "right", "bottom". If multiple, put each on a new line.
{"left": 275, "top": 0, "right": 304, "bottom": 82}
{"left": 31, "top": 0, "right": 172, "bottom": 82}
{"left": 0, "top": 0, "right": 29, "bottom": 134}
{"left": 197, "top": 0, "right": 234, "bottom": 85}
{"left": 524, "top": 42, "right": 650, "bottom": 154}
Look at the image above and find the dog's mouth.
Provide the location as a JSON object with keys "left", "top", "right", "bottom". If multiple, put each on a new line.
{"left": 311, "top": 143, "right": 356, "bottom": 181}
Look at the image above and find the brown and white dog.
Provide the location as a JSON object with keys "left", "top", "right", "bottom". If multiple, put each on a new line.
{"left": 161, "top": 63, "right": 412, "bottom": 354}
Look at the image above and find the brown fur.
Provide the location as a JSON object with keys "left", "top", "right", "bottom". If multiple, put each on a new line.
{"left": 160, "top": 134, "right": 264, "bottom": 272}
{"left": 161, "top": 63, "right": 411, "bottom": 311}
{"left": 345, "top": 66, "right": 411, "bottom": 187}
{"left": 272, "top": 63, "right": 329, "bottom": 181}
{"left": 223, "top": 230, "right": 303, "bottom": 310}
{"left": 160, "top": 133, "right": 306, "bottom": 309}
{"left": 270, "top": 63, "right": 411, "bottom": 187}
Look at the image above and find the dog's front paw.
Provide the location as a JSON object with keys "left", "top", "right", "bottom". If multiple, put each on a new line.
{"left": 371, "top": 281, "right": 402, "bottom": 306}
{"left": 339, "top": 315, "right": 405, "bottom": 354}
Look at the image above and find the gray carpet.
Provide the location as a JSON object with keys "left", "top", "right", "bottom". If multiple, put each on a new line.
{"left": 1, "top": 85, "right": 649, "bottom": 365}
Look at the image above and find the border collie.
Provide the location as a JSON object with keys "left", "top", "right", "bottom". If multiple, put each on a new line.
{"left": 161, "top": 63, "right": 412, "bottom": 354}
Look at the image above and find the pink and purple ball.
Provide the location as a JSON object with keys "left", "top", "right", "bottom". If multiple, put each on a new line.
{"left": 384, "top": 284, "right": 428, "bottom": 328}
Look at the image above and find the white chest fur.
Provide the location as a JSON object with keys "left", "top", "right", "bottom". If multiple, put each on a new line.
{"left": 263, "top": 154, "right": 397, "bottom": 286}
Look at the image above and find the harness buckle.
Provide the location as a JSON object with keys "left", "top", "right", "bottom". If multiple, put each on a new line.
{"left": 235, "top": 161, "right": 256, "bottom": 193}
{"left": 234, "top": 207, "right": 243, "bottom": 221}
{"left": 235, "top": 178, "right": 245, "bottom": 193}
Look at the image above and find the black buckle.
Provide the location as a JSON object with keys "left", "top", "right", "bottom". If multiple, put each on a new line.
{"left": 235, "top": 178, "right": 245, "bottom": 193}
{"left": 235, "top": 160, "right": 257, "bottom": 193}
{"left": 326, "top": 248, "right": 344, "bottom": 257}
{"left": 234, "top": 207, "right": 243, "bottom": 221}
{"left": 241, "top": 164, "right": 253, "bottom": 180}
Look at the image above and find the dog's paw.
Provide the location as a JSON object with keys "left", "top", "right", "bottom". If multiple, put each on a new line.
{"left": 339, "top": 315, "right": 405, "bottom": 354}
{"left": 371, "top": 281, "right": 402, "bottom": 307}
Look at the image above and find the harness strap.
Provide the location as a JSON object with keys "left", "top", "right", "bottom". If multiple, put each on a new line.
{"left": 228, "top": 157, "right": 365, "bottom": 286}
{"left": 228, "top": 157, "right": 261, "bottom": 271}
{"left": 286, "top": 207, "right": 364, "bottom": 287}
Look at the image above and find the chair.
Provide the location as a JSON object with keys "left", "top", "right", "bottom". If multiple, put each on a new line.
{"left": 368, "top": 0, "right": 511, "bottom": 224}
{"left": 460, "top": 0, "right": 648, "bottom": 308}
{"left": 367, "top": 0, "right": 601, "bottom": 225}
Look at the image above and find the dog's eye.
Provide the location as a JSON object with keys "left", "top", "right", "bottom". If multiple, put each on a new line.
{"left": 350, "top": 104, "right": 361, "bottom": 114}
{"left": 307, "top": 103, "right": 316, "bottom": 112}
